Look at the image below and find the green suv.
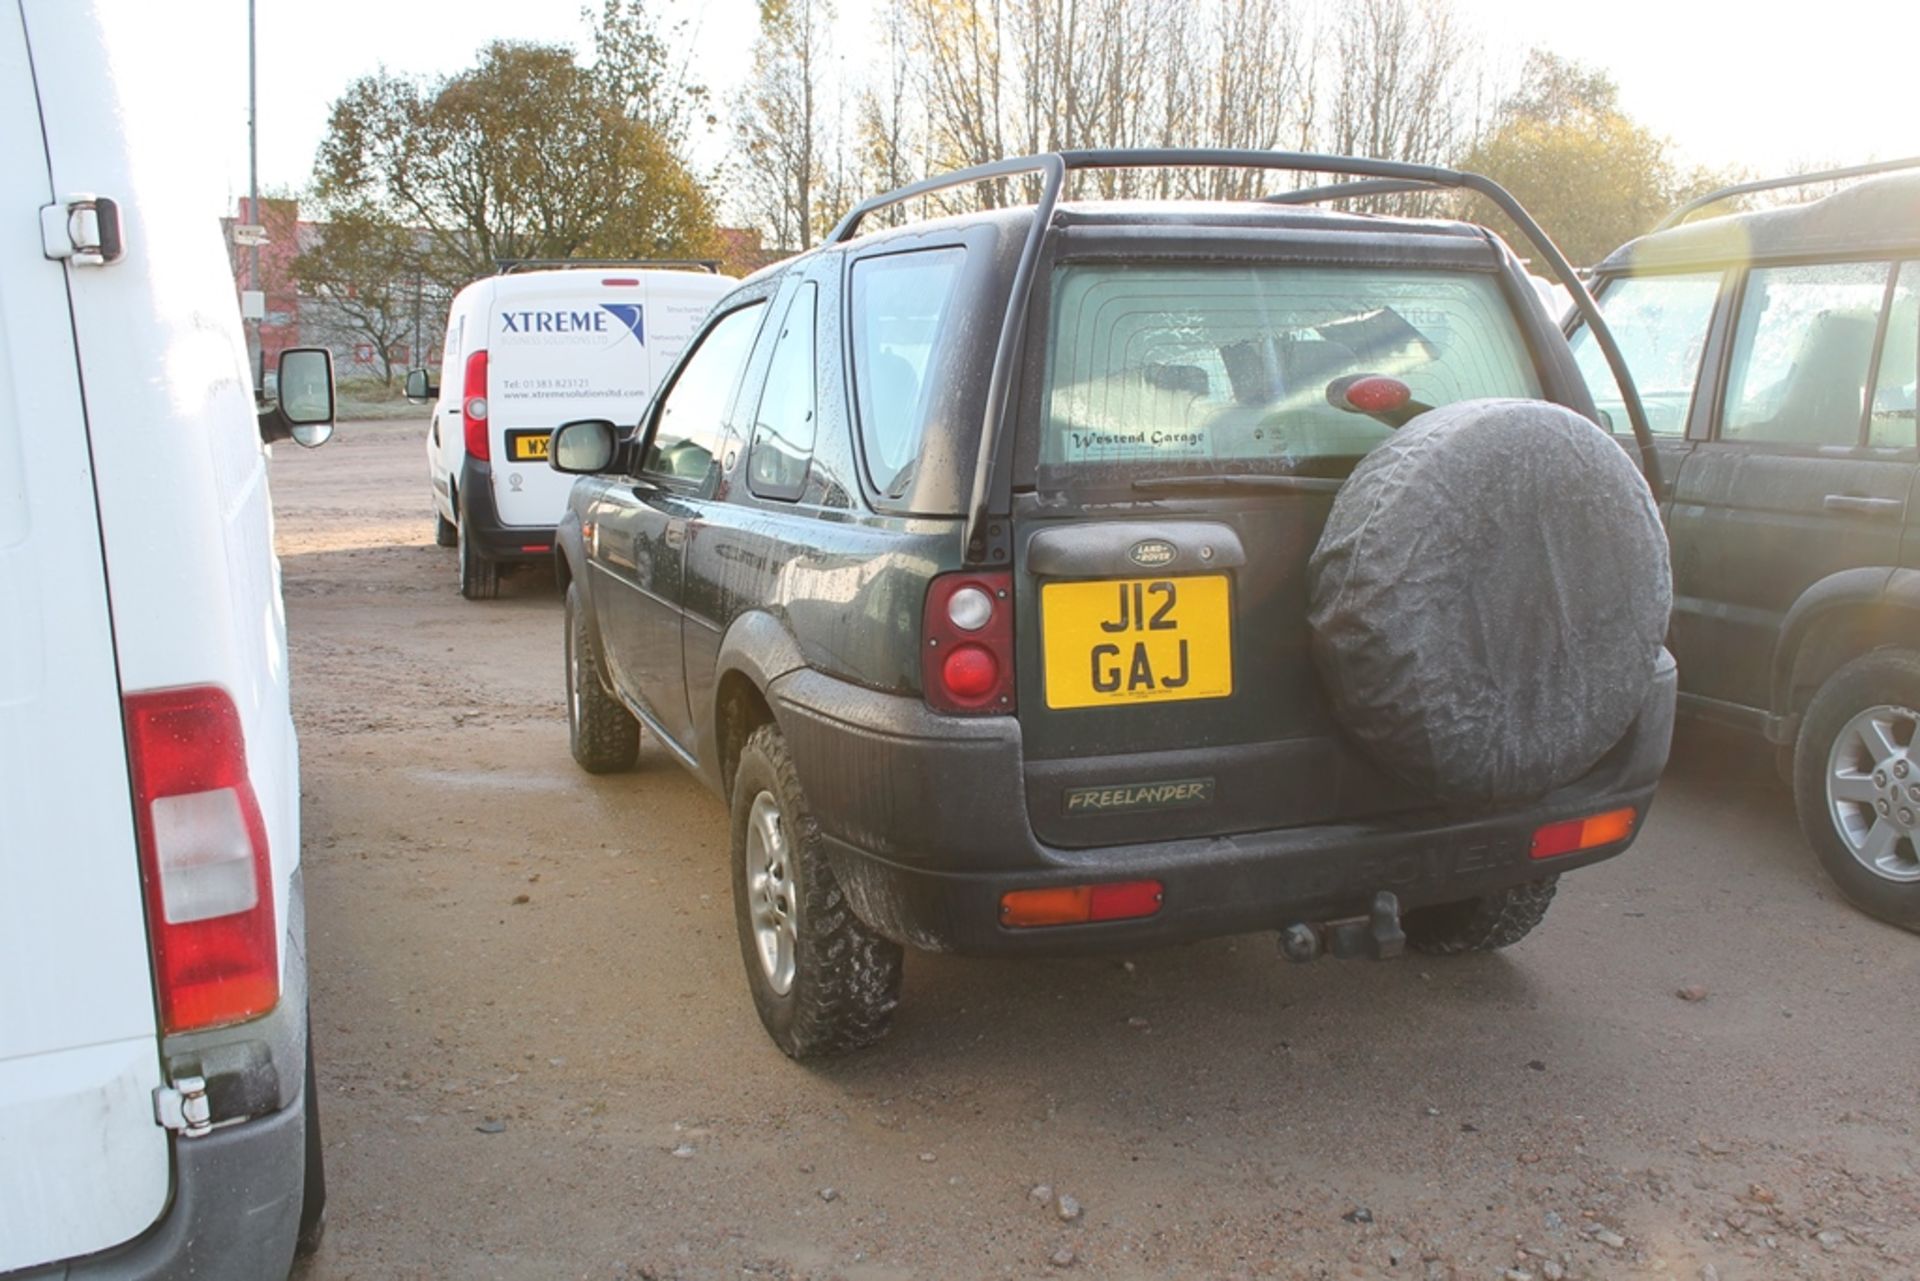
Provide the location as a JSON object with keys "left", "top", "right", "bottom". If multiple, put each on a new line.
{"left": 549, "top": 150, "right": 1678, "bottom": 1057}
{"left": 1571, "top": 158, "right": 1920, "bottom": 933}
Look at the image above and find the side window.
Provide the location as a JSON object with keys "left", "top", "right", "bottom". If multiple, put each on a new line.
{"left": 850, "top": 247, "right": 965, "bottom": 498}
{"left": 1569, "top": 271, "right": 1722, "bottom": 437}
{"left": 1869, "top": 261, "right": 1919, "bottom": 449}
{"left": 642, "top": 301, "right": 766, "bottom": 483}
{"left": 747, "top": 283, "right": 818, "bottom": 501}
{"left": 1721, "top": 261, "right": 1888, "bottom": 446}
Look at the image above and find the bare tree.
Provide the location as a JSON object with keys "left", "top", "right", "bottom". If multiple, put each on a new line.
{"left": 1328, "top": 0, "right": 1468, "bottom": 212}
{"left": 734, "top": 0, "right": 838, "bottom": 251}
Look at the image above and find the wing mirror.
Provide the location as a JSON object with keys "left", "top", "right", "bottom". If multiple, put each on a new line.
{"left": 404, "top": 368, "right": 439, "bottom": 403}
{"left": 549, "top": 419, "right": 620, "bottom": 474}
{"left": 258, "top": 347, "right": 335, "bottom": 449}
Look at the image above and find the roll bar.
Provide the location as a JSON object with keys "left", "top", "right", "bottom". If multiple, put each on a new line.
{"left": 1654, "top": 155, "right": 1920, "bottom": 231}
{"left": 830, "top": 148, "right": 1659, "bottom": 564}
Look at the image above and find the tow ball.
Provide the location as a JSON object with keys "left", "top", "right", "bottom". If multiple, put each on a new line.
{"left": 1278, "top": 891, "right": 1406, "bottom": 962}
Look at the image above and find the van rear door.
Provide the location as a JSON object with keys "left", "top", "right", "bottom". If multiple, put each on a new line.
{"left": 487, "top": 273, "right": 726, "bottom": 527}
{"left": 0, "top": 5, "right": 169, "bottom": 1267}
{"left": 1011, "top": 246, "right": 1549, "bottom": 849}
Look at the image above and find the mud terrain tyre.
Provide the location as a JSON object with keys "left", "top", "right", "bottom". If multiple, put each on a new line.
{"left": 1310, "top": 399, "right": 1670, "bottom": 807}
{"left": 565, "top": 582, "right": 639, "bottom": 773}
{"left": 730, "top": 723, "right": 902, "bottom": 1058}
{"left": 1403, "top": 877, "right": 1559, "bottom": 954}
{"left": 1793, "top": 649, "right": 1920, "bottom": 932}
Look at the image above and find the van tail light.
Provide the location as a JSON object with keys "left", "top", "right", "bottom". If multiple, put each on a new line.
{"left": 462, "top": 348, "right": 490, "bottom": 461}
{"left": 923, "top": 572, "right": 1014, "bottom": 714}
{"left": 125, "top": 686, "right": 278, "bottom": 1034}
{"left": 1530, "top": 806, "right": 1637, "bottom": 859}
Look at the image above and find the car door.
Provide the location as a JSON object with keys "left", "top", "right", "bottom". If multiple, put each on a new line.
{"left": 1568, "top": 267, "right": 1729, "bottom": 516}
{"left": 1665, "top": 259, "right": 1919, "bottom": 709}
{"left": 591, "top": 299, "right": 767, "bottom": 750}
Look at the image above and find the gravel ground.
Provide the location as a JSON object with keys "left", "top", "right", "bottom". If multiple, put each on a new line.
{"left": 283, "top": 420, "right": 1920, "bottom": 1281}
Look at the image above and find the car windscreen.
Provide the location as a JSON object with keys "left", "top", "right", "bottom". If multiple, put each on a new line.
{"left": 1037, "top": 263, "right": 1541, "bottom": 488}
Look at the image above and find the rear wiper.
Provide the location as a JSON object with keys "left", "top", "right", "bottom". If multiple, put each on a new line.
{"left": 1131, "top": 473, "right": 1343, "bottom": 495}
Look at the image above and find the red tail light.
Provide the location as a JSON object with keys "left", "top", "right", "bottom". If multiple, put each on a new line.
{"left": 125, "top": 686, "right": 278, "bottom": 1033}
{"left": 923, "top": 572, "right": 1014, "bottom": 713}
{"left": 462, "top": 348, "right": 490, "bottom": 461}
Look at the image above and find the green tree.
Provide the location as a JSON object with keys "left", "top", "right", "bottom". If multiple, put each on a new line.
{"left": 313, "top": 25, "right": 718, "bottom": 288}
{"left": 1461, "top": 50, "right": 1725, "bottom": 266}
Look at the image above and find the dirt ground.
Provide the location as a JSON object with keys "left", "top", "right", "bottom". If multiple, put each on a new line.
{"left": 281, "top": 420, "right": 1920, "bottom": 1281}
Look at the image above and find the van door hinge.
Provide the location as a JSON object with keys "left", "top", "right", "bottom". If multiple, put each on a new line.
{"left": 153, "top": 1075, "right": 212, "bottom": 1137}
{"left": 40, "top": 193, "right": 124, "bottom": 267}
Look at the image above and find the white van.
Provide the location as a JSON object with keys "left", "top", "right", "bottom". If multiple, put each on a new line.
{"left": 410, "top": 265, "right": 734, "bottom": 598}
{"left": 2, "top": 2, "right": 328, "bottom": 1276}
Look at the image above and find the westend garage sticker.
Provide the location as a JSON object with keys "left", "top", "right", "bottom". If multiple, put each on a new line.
{"left": 1064, "top": 777, "right": 1215, "bottom": 815}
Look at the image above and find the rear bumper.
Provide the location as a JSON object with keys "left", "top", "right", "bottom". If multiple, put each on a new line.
{"left": 771, "top": 652, "right": 1676, "bottom": 955}
{"left": 457, "top": 456, "right": 557, "bottom": 561}
{"left": 28, "top": 1088, "right": 308, "bottom": 1281}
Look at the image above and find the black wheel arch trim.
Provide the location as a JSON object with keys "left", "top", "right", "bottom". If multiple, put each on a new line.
{"left": 1771, "top": 566, "right": 1920, "bottom": 722}
{"left": 698, "top": 611, "right": 812, "bottom": 794}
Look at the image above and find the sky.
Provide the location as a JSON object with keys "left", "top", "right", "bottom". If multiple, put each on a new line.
{"left": 190, "top": 0, "right": 1917, "bottom": 219}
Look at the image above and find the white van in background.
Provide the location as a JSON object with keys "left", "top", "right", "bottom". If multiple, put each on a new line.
{"left": 2, "top": 2, "right": 329, "bottom": 1277}
{"left": 409, "top": 264, "right": 734, "bottom": 599}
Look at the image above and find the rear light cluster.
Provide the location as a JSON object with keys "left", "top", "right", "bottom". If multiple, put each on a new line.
{"left": 922, "top": 571, "right": 1015, "bottom": 714}
{"left": 462, "top": 348, "right": 490, "bottom": 461}
{"left": 1530, "top": 806, "right": 1636, "bottom": 859}
{"left": 125, "top": 686, "right": 278, "bottom": 1034}
{"left": 1002, "top": 880, "right": 1164, "bottom": 928}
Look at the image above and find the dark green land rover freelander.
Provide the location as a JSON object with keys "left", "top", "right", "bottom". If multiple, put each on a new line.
{"left": 547, "top": 150, "right": 1679, "bottom": 1057}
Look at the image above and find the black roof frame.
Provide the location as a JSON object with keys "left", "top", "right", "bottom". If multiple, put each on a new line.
{"left": 829, "top": 148, "right": 1658, "bottom": 564}
{"left": 1654, "top": 155, "right": 1920, "bottom": 232}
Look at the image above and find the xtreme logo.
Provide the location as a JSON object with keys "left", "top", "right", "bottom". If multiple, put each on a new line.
{"left": 498, "top": 305, "right": 645, "bottom": 344}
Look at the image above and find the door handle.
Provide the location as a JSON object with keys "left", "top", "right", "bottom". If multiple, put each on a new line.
{"left": 1823, "top": 493, "right": 1905, "bottom": 517}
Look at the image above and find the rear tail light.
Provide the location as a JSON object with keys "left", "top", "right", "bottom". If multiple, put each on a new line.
{"left": 1001, "top": 880, "right": 1165, "bottom": 928}
{"left": 125, "top": 686, "right": 278, "bottom": 1033}
{"left": 462, "top": 349, "right": 490, "bottom": 461}
{"left": 923, "top": 572, "right": 1014, "bottom": 714}
{"left": 1530, "top": 806, "right": 1637, "bottom": 859}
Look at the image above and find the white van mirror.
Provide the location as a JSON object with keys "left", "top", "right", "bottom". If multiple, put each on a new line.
{"left": 550, "top": 419, "right": 619, "bottom": 474}
{"left": 404, "top": 368, "right": 438, "bottom": 402}
{"left": 258, "top": 347, "right": 335, "bottom": 449}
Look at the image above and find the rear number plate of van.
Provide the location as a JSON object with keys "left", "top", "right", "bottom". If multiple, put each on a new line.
{"left": 507, "top": 431, "right": 550, "bottom": 461}
{"left": 1041, "top": 576, "right": 1232, "bottom": 709}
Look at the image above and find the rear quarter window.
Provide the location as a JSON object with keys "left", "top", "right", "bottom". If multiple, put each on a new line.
{"left": 1038, "top": 263, "right": 1541, "bottom": 487}
{"left": 849, "top": 247, "right": 966, "bottom": 498}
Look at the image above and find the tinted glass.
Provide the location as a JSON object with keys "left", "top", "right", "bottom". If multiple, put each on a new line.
{"left": 850, "top": 248, "right": 965, "bottom": 497}
{"left": 642, "top": 302, "right": 765, "bottom": 482}
{"left": 1039, "top": 264, "right": 1540, "bottom": 485}
{"left": 1570, "top": 271, "right": 1722, "bottom": 436}
{"left": 748, "top": 284, "right": 818, "bottom": 501}
{"left": 1722, "top": 261, "right": 1887, "bottom": 445}
{"left": 1869, "top": 261, "right": 1919, "bottom": 449}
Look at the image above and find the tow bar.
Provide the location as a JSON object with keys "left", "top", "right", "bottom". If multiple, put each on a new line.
{"left": 1278, "top": 891, "right": 1406, "bottom": 962}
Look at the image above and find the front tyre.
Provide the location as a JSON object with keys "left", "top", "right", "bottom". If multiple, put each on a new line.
{"left": 434, "top": 508, "right": 458, "bottom": 548}
{"left": 730, "top": 723, "right": 902, "bottom": 1058}
{"left": 1403, "top": 878, "right": 1559, "bottom": 955}
{"left": 1793, "top": 649, "right": 1920, "bottom": 932}
{"left": 456, "top": 492, "right": 499, "bottom": 600}
{"left": 565, "top": 582, "right": 639, "bottom": 773}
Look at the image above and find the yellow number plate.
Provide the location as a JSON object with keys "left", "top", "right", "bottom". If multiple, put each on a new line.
{"left": 1041, "top": 575, "right": 1233, "bottom": 710}
{"left": 509, "top": 432, "right": 550, "bottom": 461}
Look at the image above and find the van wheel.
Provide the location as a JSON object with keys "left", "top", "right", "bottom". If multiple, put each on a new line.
{"left": 1403, "top": 878, "right": 1559, "bottom": 954}
{"left": 565, "top": 582, "right": 639, "bottom": 773}
{"left": 434, "top": 509, "right": 457, "bottom": 548}
{"left": 456, "top": 494, "right": 498, "bottom": 600}
{"left": 294, "top": 1033, "right": 327, "bottom": 1257}
{"left": 731, "top": 723, "right": 902, "bottom": 1058}
{"left": 1794, "top": 649, "right": 1920, "bottom": 932}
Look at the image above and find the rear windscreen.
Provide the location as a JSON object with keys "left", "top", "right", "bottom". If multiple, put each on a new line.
{"left": 1039, "top": 263, "right": 1541, "bottom": 485}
